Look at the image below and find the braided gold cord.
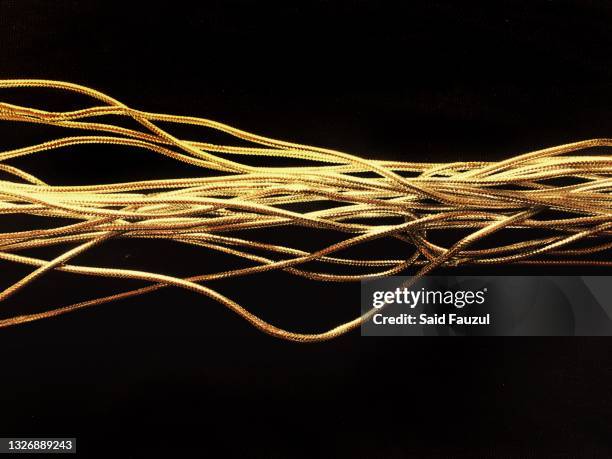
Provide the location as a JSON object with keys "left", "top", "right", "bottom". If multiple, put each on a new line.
{"left": 0, "top": 80, "right": 610, "bottom": 341}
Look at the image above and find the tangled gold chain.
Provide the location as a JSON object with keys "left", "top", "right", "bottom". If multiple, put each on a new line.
{"left": 0, "top": 80, "right": 610, "bottom": 341}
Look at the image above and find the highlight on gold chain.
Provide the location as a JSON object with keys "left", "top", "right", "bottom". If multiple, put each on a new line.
{"left": 0, "top": 80, "right": 610, "bottom": 341}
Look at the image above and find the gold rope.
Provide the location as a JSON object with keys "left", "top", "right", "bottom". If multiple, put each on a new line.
{"left": 0, "top": 80, "right": 610, "bottom": 341}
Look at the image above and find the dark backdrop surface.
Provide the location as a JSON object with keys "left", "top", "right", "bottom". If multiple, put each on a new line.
{"left": 0, "top": 1, "right": 611, "bottom": 457}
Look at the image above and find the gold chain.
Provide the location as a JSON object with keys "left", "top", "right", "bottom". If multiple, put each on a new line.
{"left": 0, "top": 80, "right": 610, "bottom": 341}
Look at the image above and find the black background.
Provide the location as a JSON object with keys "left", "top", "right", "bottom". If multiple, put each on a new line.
{"left": 1, "top": 1, "right": 611, "bottom": 457}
